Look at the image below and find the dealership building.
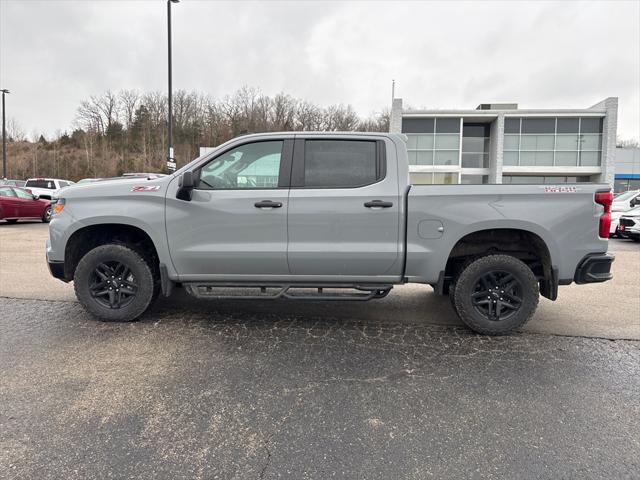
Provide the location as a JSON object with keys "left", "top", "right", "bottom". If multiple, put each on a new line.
{"left": 389, "top": 97, "right": 619, "bottom": 186}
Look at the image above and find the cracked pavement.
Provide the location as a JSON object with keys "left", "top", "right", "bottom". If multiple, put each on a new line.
{"left": 1, "top": 296, "right": 639, "bottom": 479}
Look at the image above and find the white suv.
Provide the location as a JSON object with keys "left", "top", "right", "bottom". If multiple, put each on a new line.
{"left": 24, "top": 178, "right": 74, "bottom": 200}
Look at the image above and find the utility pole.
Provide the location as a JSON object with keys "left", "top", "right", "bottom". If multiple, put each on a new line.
{"left": 166, "top": 0, "right": 179, "bottom": 173}
{"left": 1, "top": 89, "right": 9, "bottom": 179}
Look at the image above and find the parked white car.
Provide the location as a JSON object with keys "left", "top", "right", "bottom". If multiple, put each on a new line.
{"left": 612, "top": 190, "right": 640, "bottom": 212}
{"left": 618, "top": 206, "right": 640, "bottom": 242}
{"left": 24, "top": 178, "right": 74, "bottom": 200}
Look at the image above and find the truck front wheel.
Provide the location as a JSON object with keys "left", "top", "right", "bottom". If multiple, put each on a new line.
{"left": 74, "top": 244, "right": 156, "bottom": 322}
{"left": 452, "top": 254, "right": 539, "bottom": 335}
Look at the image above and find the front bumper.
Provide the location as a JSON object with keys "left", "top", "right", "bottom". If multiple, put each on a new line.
{"left": 47, "top": 259, "right": 67, "bottom": 281}
{"left": 574, "top": 253, "right": 614, "bottom": 284}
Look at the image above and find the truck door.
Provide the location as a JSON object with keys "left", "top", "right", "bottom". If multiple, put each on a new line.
{"left": 165, "top": 139, "right": 293, "bottom": 278}
{"left": 287, "top": 136, "right": 402, "bottom": 279}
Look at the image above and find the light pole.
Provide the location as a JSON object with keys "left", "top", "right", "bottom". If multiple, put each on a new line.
{"left": 167, "top": 0, "right": 179, "bottom": 173}
{"left": 1, "top": 89, "right": 8, "bottom": 179}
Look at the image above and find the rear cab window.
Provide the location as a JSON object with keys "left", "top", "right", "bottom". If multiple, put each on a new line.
{"left": 25, "top": 179, "right": 55, "bottom": 189}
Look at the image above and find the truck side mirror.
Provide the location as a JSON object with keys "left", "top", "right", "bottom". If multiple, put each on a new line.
{"left": 177, "top": 171, "right": 194, "bottom": 201}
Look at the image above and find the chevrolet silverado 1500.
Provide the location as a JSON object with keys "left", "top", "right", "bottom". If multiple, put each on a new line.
{"left": 47, "top": 132, "right": 614, "bottom": 335}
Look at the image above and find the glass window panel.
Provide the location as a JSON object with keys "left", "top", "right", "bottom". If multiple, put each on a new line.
{"left": 521, "top": 135, "right": 554, "bottom": 150}
{"left": 406, "top": 135, "right": 418, "bottom": 150}
{"left": 461, "top": 174, "right": 488, "bottom": 185}
{"left": 433, "top": 172, "right": 457, "bottom": 184}
{"left": 304, "top": 140, "right": 377, "bottom": 188}
{"left": 503, "top": 134, "right": 520, "bottom": 150}
{"left": 461, "top": 153, "right": 488, "bottom": 168}
{"left": 536, "top": 151, "right": 554, "bottom": 166}
{"left": 402, "top": 117, "right": 434, "bottom": 134}
{"left": 555, "top": 151, "right": 578, "bottom": 166}
{"left": 435, "top": 134, "right": 460, "bottom": 149}
{"left": 556, "top": 118, "right": 580, "bottom": 133}
{"left": 462, "top": 124, "right": 490, "bottom": 137}
{"left": 435, "top": 118, "right": 461, "bottom": 133}
{"left": 407, "top": 151, "right": 417, "bottom": 165}
{"left": 504, "top": 118, "right": 520, "bottom": 134}
{"left": 614, "top": 179, "right": 629, "bottom": 193}
{"left": 417, "top": 134, "right": 434, "bottom": 150}
{"left": 580, "top": 151, "right": 601, "bottom": 166}
{"left": 556, "top": 135, "right": 580, "bottom": 150}
{"left": 522, "top": 117, "right": 555, "bottom": 134}
{"left": 579, "top": 134, "right": 602, "bottom": 151}
{"left": 434, "top": 150, "right": 459, "bottom": 166}
{"left": 508, "top": 176, "right": 545, "bottom": 184}
{"left": 580, "top": 117, "right": 603, "bottom": 134}
{"left": 520, "top": 152, "right": 536, "bottom": 166}
{"left": 462, "top": 137, "right": 488, "bottom": 153}
{"left": 415, "top": 151, "right": 434, "bottom": 165}
{"left": 410, "top": 172, "right": 433, "bottom": 184}
{"left": 503, "top": 151, "right": 519, "bottom": 165}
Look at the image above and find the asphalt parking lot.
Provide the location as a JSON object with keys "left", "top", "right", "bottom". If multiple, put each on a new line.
{"left": 1, "top": 222, "right": 639, "bottom": 479}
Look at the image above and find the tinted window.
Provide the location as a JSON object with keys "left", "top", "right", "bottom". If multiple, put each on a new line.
{"left": 556, "top": 118, "right": 579, "bottom": 133}
{"left": 580, "top": 117, "right": 603, "bottom": 133}
{"left": 521, "top": 118, "right": 555, "bottom": 134}
{"left": 402, "top": 118, "right": 434, "bottom": 134}
{"left": 0, "top": 187, "right": 16, "bottom": 197}
{"left": 504, "top": 118, "right": 520, "bottom": 134}
{"left": 435, "top": 118, "right": 460, "bottom": 133}
{"left": 197, "top": 141, "right": 283, "bottom": 189}
{"left": 304, "top": 140, "right": 378, "bottom": 188}
{"left": 25, "top": 179, "right": 55, "bottom": 189}
{"left": 462, "top": 123, "right": 490, "bottom": 137}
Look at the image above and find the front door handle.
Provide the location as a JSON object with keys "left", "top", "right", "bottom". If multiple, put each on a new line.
{"left": 364, "top": 200, "right": 393, "bottom": 208}
{"left": 254, "top": 200, "right": 282, "bottom": 209}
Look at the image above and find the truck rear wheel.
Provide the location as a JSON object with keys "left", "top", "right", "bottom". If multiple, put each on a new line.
{"left": 74, "top": 244, "right": 156, "bottom": 322}
{"left": 452, "top": 254, "right": 539, "bottom": 335}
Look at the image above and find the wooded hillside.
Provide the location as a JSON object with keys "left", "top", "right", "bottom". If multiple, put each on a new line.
{"left": 4, "top": 87, "right": 389, "bottom": 181}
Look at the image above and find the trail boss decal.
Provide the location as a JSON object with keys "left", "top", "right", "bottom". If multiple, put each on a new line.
{"left": 132, "top": 185, "right": 161, "bottom": 192}
{"left": 542, "top": 186, "right": 578, "bottom": 193}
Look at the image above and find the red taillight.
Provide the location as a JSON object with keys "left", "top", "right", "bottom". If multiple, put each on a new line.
{"left": 25, "top": 188, "right": 32, "bottom": 193}
{"left": 595, "top": 191, "right": 613, "bottom": 238}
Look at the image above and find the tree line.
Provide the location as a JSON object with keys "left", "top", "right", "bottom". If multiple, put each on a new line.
{"left": 5, "top": 87, "right": 389, "bottom": 181}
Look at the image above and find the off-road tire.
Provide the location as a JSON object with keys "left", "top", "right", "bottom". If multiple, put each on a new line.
{"left": 453, "top": 254, "right": 539, "bottom": 335}
{"left": 74, "top": 244, "right": 155, "bottom": 322}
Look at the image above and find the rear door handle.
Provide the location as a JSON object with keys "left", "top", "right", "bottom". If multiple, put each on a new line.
{"left": 254, "top": 200, "right": 282, "bottom": 209}
{"left": 364, "top": 200, "right": 393, "bottom": 208}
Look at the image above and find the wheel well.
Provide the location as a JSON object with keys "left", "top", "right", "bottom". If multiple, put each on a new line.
{"left": 444, "top": 229, "right": 555, "bottom": 299}
{"left": 64, "top": 224, "right": 160, "bottom": 281}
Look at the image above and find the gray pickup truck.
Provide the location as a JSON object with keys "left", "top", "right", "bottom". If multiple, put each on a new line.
{"left": 47, "top": 132, "right": 614, "bottom": 335}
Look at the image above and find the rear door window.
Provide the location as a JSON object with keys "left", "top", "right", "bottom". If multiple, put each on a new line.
{"left": 302, "top": 140, "right": 380, "bottom": 188}
{"left": 0, "top": 187, "right": 16, "bottom": 197}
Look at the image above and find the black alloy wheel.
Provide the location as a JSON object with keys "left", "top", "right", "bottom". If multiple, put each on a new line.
{"left": 89, "top": 261, "right": 138, "bottom": 309}
{"left": 470, "top": 271, "right": 523, "bottom": 322}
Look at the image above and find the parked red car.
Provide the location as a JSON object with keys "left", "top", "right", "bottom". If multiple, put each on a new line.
{"left": 0, "top": 185, "right": 52, "bottom": 223}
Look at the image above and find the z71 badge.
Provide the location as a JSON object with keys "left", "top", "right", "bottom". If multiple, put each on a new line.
{"left": 131, "top": 185, "right": 161, "bottom": 192}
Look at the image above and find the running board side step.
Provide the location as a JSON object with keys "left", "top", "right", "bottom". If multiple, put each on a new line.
{"left": 183, "top": 283, "right": 393, "bottom": 301}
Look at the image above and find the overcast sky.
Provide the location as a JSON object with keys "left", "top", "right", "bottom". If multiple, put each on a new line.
{"left": 1, "top": 0, "right": 639, "bottom": 139}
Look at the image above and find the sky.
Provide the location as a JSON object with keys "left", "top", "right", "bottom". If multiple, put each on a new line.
{"left": 1, "top": 0, "right": 639, "bottom": 140}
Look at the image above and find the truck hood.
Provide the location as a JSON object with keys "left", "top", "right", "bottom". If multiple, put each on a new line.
{"left": 59, "top": 176, "right": 172, "bottom": 199}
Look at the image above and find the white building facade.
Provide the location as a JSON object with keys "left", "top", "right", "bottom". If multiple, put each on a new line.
{"left": 389, "top": 98, "right": 618, "bottom": 186}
